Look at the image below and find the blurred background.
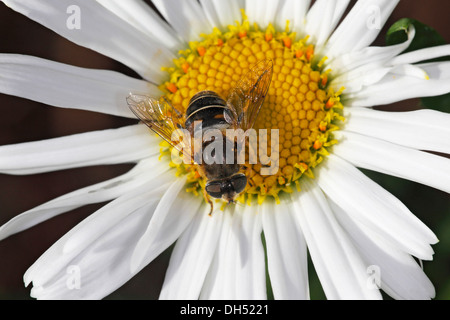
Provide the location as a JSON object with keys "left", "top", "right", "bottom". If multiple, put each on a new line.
{"left": 0, "top": 0, "right": 449, "bottom": 300}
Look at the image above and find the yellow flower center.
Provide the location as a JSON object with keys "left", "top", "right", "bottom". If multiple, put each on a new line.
{"left": 159, "top": 13, "right": 344, "bottom": 205}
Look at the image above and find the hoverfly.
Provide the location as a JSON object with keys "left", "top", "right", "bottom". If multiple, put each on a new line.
{"left": 127, "top": 59, "right": 273, "bottom": 214}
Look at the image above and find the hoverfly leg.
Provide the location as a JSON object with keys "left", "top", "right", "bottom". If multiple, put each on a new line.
{"left": 208, "top": 202, "right": 214, "bottom": 216}
{"left": 202, "top": 187, "right": 214, "bottom": 216}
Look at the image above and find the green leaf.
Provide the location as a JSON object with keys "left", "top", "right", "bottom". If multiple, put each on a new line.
{"left": 421, "top": 94, "right": 450, "bottom": 113}
{"left": 386, "top": 18, "right": 446, "bottom": 54}
{"left": 261, "top": 232, "right": 274, "bottom": 300}
{"left": 386, "top": 18, "right": 450, "bottom": 112}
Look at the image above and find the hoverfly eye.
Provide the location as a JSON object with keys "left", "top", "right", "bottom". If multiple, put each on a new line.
{"left": 205, "top": 182, "right": 223, "bottom": 199}
{"left": 230, "top": 174, "right": 247, "bottom": 194}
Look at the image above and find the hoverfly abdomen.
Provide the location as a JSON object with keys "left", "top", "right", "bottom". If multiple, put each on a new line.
{"left": 185, "top": 91, "right": 229, "bottom": 130}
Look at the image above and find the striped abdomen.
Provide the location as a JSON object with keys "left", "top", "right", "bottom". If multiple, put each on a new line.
{"left": 184, "top": 91, "right": 229, "bottom": 131}
{"left": 185, "top": 91, "right": 240, "bottom": 178}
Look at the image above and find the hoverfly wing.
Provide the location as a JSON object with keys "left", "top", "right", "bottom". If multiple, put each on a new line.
{"left": 225, "top": 59, "right": 273, "bottom": 130}
{"left": 127, "top": 94, "right": 193, "bottom": 163}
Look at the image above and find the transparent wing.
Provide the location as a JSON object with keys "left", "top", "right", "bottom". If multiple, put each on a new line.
{"left": 126, "top": 94, "right": 193, "bottom": 162}
{"left": 225, "top": 59, "right": 273, "bottom": 130}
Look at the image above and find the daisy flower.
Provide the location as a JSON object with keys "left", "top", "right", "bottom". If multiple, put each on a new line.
{"left": 0, "top": 0, "right": 449, "bottom": 300}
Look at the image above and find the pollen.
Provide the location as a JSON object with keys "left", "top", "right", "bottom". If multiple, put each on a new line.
{"left": 159, "top": 14, "right": 344, "bottom": 205}
{"left": 166, "top": 83, "right": 178, "bottom": 94}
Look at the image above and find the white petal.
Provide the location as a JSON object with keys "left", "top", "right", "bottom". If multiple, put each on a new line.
{"left": 305, "top": 0, "right": 350, "bottom": 47}
{"left": 0, "top": 125, "right": 159, "bottom": 175}
{"left": 276, "top": 0, "right": 311, "bottom": 32}
{"left": 63, "top": 178, "right": 176, "bottom": 255}
{"left": 130, "top": 176, "right": 201, "bottom": 274}
{"left": 245, "top": 0, "right": 264, "bottom": 28}
{"left": 262, "top": 198, "right": 309, "bottom": 299}
{"left": 0, "top": 158, "right": 169, "bottom": 241}
{"left": 391, "top": 44, "right": 450, "bottom": 66}
{"left": 331, "top": 64, "right": 392, "bottom": 94}
{"left": 199, "top": 207, "right": 234, "bottom": 299}
{"left": 292, "top": 179, "right": 382, "bottom": 300}
{"left": 152, "top": 0, "right": 213, "bottom": 42}
{"left": 0, "top": 54, "right": 160, "bottom": 118}
{"left": 199, "top": 0, "right": 223, "bottom": 30}
{"left": 2, "top": 0, "right": 174, "bottom": 83}
{"left": 326, "top": 0, "right": 399, "bottom": 58}
{"left": 160, "top": 204, "right": 224, "bottom": 300}
{"left": 61, "top": 175, "right": 176, "bottom": 256}
{"left": 257, "top": 0, "right": 281, "bottom": 29}
{"left": 200, "top": 204, "right": 266, "bottom": 300}
{"left": 391, "top": 64, "right": 432, "bottom": 80}
{"left": 96, "top": 0, "right": 183, "bottom": 51}
{"left": 317, "top": 155, "right": 438, "bottom": 261}
{"left": 29, "top": 198, "right": 161, "bottom": 299}
{"left": 24, "top": 173, "right": 174, "bottom": 292}
{"left": 330, "top": 200, "right": 436, "bottom": 300}
{"left": 328, "top": 26, "right": 415, "bottom": 78}
{"left": 348, "top": 61, "right": 450, "bottom": 107}
{"left": 334, "top": 130, "right": 450, "bottom": 194}
{"left": 246, "top": 0, "right": 282, "bottom": 29}
{"left": 345, "top": 108, "right": 450, "bottom": 154}
{"left": 199, "top": 0, "right": 243, "bottom": 31}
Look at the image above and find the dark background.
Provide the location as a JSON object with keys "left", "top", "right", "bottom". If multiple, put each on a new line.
{"left": 0, "top": 0, "right": 449, "bottom": 300}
